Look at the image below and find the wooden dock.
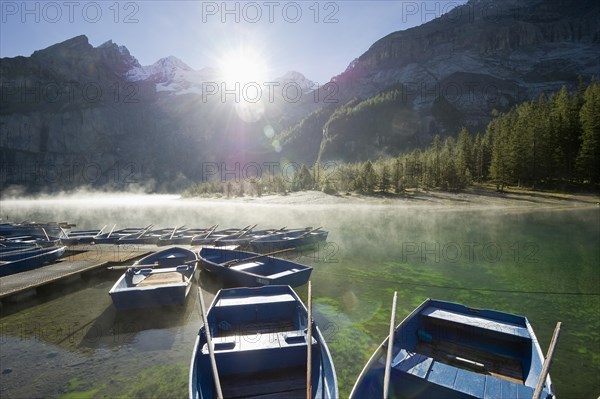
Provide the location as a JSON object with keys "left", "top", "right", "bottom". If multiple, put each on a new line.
{"left": 0, "top": 244, "right": 156, "bottom": 301}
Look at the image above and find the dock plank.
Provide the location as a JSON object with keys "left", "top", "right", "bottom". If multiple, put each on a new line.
{"left": 0, "top": 244, "right": 155, "bottom": 299}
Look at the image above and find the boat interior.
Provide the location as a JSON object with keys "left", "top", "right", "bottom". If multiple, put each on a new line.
{"left": 227, "top": 260, "right": 304, "bottom": 280}
{"left": 113, "top": 265, "right": 194, "bottom": 289}
{"left": 197, "top": 291, "right": 321, "bottom": 398}
{"left": 412, "top": 306, "right": 531, "bottom": 383}
{"left": 382, "top": 303, "right": 549, "bottom": 398}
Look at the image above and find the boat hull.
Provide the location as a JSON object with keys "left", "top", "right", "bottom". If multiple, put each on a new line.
{"left": 350, "top": 299, "right": 555, "bottom": 399}
{"left": 109, "top": 281, "right": 192, "bottom": 310}
{"left": 199, "top": 247, "right": 312, "bottom": 287}
{"left": 0, "top": 246, "right": 67, "bottom": 277}
{"left": 108, "top": 247, "right": 197, "bottom": 310}
{"left": 189, "top": 285, "right": 338, "bottom": 399}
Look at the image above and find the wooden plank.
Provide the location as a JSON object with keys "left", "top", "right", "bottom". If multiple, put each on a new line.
{"left": 0, "top": 244, "right": 153, "bottom": 299}
{"left": 221, "top": 367, "right": 306, "bottom": 398}
{"left": 216, "top": 321, "right": 297, "bottom": 338}
{"left": 415, "top": 340, "right": 524, "bottom": 383}
{"left": 136, "top": 272, "right": 184, "bottom": 286}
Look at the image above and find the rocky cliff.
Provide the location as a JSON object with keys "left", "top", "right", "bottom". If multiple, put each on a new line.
{"left": 289, "top": 0, "right": 600, "bottom": 163}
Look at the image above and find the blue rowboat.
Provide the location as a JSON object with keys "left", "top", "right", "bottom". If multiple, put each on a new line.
{"left": 0, "top": 246, "right": 67, "bottom": 277}
{"left": 0, "top": 245, "right": 57, "bottom": 261}
{"left": 108, "top": 247, "right": 198, "bottom": 310}
{"left": 198, "top": 247, "right": 312, "bottom": 288}
{"left": 349, "top": 299, "right": 555, "bottom": 399}
{"left": 189, "top": 285, "right": 338, "bottom": 399}
{"left": 250, "top": 228, "right": 328, "bottom": 253}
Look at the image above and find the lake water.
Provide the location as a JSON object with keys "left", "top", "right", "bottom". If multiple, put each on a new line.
{"left": 0, "top": 195, "right": 598, "bottom": 398}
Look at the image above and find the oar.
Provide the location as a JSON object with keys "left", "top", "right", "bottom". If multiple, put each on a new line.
{"left": 198, "top": 286, "right": 224, "bottom": 399}
{"left": 41, "top": 227, "right": 51, "bottom": 242}
{"left": 201, "top": 224, "right": 219, "bottom": 240}
{"left": 533, "top": 321, "right": 562, "bottom": 399}
{"left": 136, "top": 224, "right": 154, "bottom": 238}
{"left": 383, "top": 291, "right": 398, "bottom": 399}
{"left": 221, "top": 247, "right": 295, "bottom": 267}
{"left": 169, "top": 225, "right": 181, "bottom": 240}
{"left": 214, "top": 224, "right": 256, "bottom": 243}
{"left": 94, "top": 225, "right": 107, "bottom": 237}
{"left": 306, "top": 281, "right": 313, "bottom": 399}
{"left": 107, "top": 262, "right": 158, "bottom": 270}
{"left": 236, "top": 224, "right": 258, "bottom": 238}
{"left": 266, "top": 226, "right": 287, "bottom": 236}
{"left": 297, "top": 226, "right": 322, "bottom": 238}
{"left": 59, "top": 226, "right": 70, "bottom": 240}
{"left": 106, "top": 224, "right": 117, "bottom": 239}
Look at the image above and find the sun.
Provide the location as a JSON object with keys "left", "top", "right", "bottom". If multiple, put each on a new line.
{"left": 218, "top": 49, "right": 268, "bottom": 85}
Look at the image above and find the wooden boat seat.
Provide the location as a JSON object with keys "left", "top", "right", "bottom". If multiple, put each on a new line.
{"left": 215, "top": 293, "right": 296, "bottom": 307}
{"left": 220, "top": 366, "right": 306, "bottom": 399}
{"left": 136, "top": 272, "right": 186, "bottom": 286}
{"left": 229, "top": 261, "right": 263, "bottom": 271}
{"left": 268, "top": 269, "right": 300, "bottom": 279}
{"left": 391, "top": 347, "right": 531, "bottom": 398}
{"left": 421, "top": 307, "right": 529, "bottom": 339}
{"left": 202, "top": 330, "right": 316, "bottom": 375}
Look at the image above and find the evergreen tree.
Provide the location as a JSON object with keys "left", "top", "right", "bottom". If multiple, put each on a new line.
{"left": 361, "top": 160, "right": 377, "bottom": 193}
{"left": 551, "top": 86, "right": 581, "bottom": 180}
{"left": 380, "top": 163, "right": 391, "bottom": 193}
{"left": 577, "top": 82, "right": 600, "bottom": 183}
{"left": 457, "top": 127, "right": 473, "bottom": 185}
{"left": 392, "top": 158, "right": 403, "bottom": 193}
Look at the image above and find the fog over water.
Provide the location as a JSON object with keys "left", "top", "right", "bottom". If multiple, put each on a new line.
{"left": 0, "top": 194, "right": 598, "bottom": 398}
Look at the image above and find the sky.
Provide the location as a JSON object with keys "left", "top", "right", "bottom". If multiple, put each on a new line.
{"left": 0, "top": 1, "right": 467, "bottom": 84}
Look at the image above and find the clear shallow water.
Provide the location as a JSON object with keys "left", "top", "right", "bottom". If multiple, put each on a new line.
{"left": 0, "top": 196, "right": 598, "bottom": 398}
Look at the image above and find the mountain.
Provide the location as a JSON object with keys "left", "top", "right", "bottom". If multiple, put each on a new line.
{"left": 1, "top": 0, "right": 599, "bottom": 192}
{"left": 0, "top": 36, "right": 316, "bottom": 192}
{"left": 283, "top": 0, "right": 600, "bottom": 163}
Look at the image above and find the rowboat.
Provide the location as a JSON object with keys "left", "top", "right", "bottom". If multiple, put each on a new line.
{"left": 108, "top": 247, "right": 198, "bottom": 310}
{"left": 189, "top": 285, "right": 338, "bottom": 399}
{"left": 198, "top": 247, "right": 312, "bottom": 287}
{"left": 0, "top": 240, "right": 41, "bottom": 253}
{"left": 0, "top": 246, "right": 67, "bottom": 277}
{"left": 0, "top": 245, "right": 58, "bottom": 261}
{"left": 250, "top": 228, "right": 328, "bottom": 253}
{"left": 349, "top": 298, "right": 556, "bottom": 399}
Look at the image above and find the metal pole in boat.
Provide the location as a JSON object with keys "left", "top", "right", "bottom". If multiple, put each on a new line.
{"left": 198, "top": 286, "right": 224, "bottom": 399}
{"left": 533, "top": 321, "right": 561, "bottom": 399}
{"left": 306, "top": 281, "right": 312, "bottom": 399}
{"left": 383, "top": 291, "right": 398, "bottom": 399}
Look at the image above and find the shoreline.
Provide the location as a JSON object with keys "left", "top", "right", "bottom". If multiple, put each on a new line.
{"left": 180, "top": 186, "right": 600, "bottom": 210}
{"left": 2, "top": 186, "right": 598, "bottom": 212}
